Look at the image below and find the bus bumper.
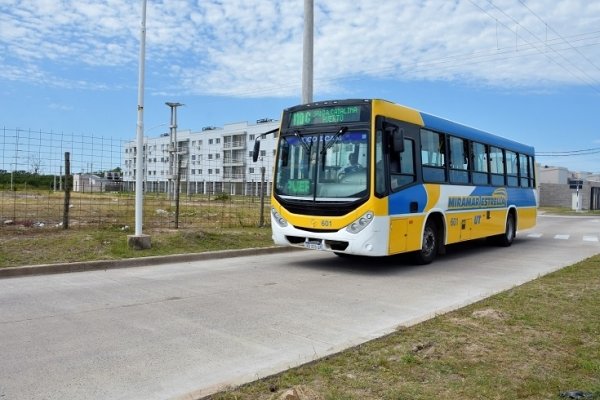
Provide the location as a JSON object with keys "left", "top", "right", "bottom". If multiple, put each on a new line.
{"left": 271, "top": 214, "right": 390, "bottom": 257}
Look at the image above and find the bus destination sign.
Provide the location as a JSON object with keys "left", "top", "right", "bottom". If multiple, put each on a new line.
{"left": 290, "top": 105, "right": 364, "bottom": 127}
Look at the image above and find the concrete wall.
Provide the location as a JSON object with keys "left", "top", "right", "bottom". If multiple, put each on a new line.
{"left": 538, "top": 182, "right": 600, "bottom": 210}
{"left": 538, "top": 166, "right": 569, "bottom": 184}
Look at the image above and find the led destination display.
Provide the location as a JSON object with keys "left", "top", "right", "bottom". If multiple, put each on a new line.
{"left": 289, "top": 105, "right": 366, "bottom": 127}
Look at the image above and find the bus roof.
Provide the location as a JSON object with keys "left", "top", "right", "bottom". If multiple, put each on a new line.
{"left": 419, "top": 112, "right": 535, "bottom": 156}
{"left": 287, "top": 99, "right": 535, "bottom": 156}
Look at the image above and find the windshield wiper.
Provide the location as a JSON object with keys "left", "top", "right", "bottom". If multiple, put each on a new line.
{"left": 293, "top": 130, "right": 311, "bottom": 153}
{"left": 320, "top": 126, "right": 348, "bottom": 155}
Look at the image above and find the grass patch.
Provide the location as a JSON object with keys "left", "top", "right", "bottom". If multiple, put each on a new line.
{"left": 0, "top": 226, "right": 273, "bottom": 268}
{"left": 539, "top": 206, "right": 600, "bottom": 216}
{"left": 207, "top": 255, "right": 600, "bottom": 400}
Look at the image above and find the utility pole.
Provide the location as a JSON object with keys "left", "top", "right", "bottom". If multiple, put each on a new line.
{"left": 302, "top": 0, "right": 314, "bottom": 104}
{"left": 127, "top": 0, "right": 151, "bottom": 250}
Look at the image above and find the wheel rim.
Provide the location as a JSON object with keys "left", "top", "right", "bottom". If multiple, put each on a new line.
{"left": 506, "top": 216, "right": 515, "bottom": 241}
{"left": 422, "top": 226, "right": 436, "bottom": 257}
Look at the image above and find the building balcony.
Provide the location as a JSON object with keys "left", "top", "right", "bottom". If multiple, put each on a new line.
{"left": 223, "top": 141, "right": 246, "bottom": 150}
{"left": 222, "top": 158, "right": 245, "bottom": 166}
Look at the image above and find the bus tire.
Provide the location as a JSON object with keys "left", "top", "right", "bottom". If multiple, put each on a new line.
{"left": 413, "top": 219, "right": 438, "bottom": 265}
{"left": 496, "top": 212, "right": 516, "bottom": 247}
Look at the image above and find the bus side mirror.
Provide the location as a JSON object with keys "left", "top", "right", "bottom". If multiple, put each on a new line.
{"left": 385, "top": 124, "right": 404, "bottom": 153}
{"left": 252, "top": 139, "right": 261, "bottom": 162}
{"left": 393, "top": 129, "right": 404, "bottom": 152}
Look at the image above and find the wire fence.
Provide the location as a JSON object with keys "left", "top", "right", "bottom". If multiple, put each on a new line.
{"left": 1, "top": 127, "right": 271, "bottom": 231}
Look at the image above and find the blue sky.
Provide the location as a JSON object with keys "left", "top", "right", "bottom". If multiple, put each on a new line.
{"left": 1, "top": 0, "right": 599, "bottom": 172}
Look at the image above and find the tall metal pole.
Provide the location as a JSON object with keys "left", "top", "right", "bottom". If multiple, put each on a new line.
{"left": 134, "top": 0, "right": 147, "bottom": 236}
{"left": 302, "top": 0, "right": 314, "bottom": 104}
{"left": 166, "top": 102, "right": 183, "bottom": 200}
{"left": 128, "top": 0, "right": 151, "bottom": 249}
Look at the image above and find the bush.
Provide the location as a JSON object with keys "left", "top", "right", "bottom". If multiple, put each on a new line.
{"left": 213, "top": 192, "right": 230, "bottom": 201}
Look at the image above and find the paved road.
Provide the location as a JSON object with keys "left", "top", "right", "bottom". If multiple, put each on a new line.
{"left": 0, "top": 214, "right": 599, "bottom": 400}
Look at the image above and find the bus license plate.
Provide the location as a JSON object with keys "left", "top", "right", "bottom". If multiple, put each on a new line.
{"left": 304, "top": 241, "right": 323, "bottom": 250}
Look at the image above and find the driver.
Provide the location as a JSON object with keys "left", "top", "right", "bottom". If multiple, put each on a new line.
{"left": 342, "top": 153, "right": 363, "bottom": 174}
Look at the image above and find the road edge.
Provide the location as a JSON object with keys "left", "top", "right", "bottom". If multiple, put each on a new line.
{"left": 0, "top": 246, "right": 302, "bottom": 279}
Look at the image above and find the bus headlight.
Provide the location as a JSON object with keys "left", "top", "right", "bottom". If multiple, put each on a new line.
{"left": 346, "top": 211, "right": 374, "bottom": 234}
{"left": 271, "top": 208, "right": 288, "bottom": 227}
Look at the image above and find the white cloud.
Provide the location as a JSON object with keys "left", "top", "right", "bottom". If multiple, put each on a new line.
{"left": 1, "top": 0, "right": 599, "bottom": 96}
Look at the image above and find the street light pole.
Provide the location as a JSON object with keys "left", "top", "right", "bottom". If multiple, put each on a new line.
{"left": 127, "top": 0, "right": 151, "bottom": 249}
{"left": 302, "top": 0, "right": 314, "bottom": 104}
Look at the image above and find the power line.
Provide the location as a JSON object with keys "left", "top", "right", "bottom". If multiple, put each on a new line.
{"left": 517, "top": 0, "right": 600, "bottom": 74}
{"left": 469, "top": 0, "right": 600, "bottom": 95}
{"left": 536, "top": 147, "right": 600, "bottom": 157}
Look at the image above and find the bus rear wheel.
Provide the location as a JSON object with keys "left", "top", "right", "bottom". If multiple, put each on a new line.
{"left": 413, "top": 220, "right": 438, "bottom": 265}
{"left": 495, "top": 212, "right": 516, "bottom": 247}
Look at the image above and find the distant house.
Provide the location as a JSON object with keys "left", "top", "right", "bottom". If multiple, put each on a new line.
{"left": 538, "top": 165, "right": 600, "bottom": 210}
{"left": 73, "top": 173, "right": 123, "bottom": 192}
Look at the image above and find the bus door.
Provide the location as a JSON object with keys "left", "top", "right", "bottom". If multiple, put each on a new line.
{"left": 377, "top": 118, "right": 420, "bottom": 254}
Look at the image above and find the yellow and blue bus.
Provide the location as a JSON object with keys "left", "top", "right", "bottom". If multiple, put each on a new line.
{"left": 253, "top": 99, "right": 537, "bottom": 264}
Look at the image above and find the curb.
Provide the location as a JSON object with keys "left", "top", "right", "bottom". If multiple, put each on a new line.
{"left": 0, "top": 246, "right": 301, "bottom": 279}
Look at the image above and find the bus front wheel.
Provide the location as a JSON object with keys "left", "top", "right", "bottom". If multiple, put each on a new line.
{"left": 414, "top": 220, "right": 438, "bottom": 265}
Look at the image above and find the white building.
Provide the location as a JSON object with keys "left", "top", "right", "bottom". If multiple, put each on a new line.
{"left": 123, "top": 119, "right": 279, "bottom": 196}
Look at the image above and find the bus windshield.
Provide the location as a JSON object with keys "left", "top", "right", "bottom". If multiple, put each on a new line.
{"left": 274, "top": 129, "right": 369, "bottom": 201}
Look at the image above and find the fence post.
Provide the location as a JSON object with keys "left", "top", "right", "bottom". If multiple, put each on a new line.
{"left": 259, "top": 167, "right": 266, "bottom": 227}
{"left": 63, "top": 152, "right": 71, "bottom": 229}
{"left": 174, "top": 156, "right": 181, "bottom": 229}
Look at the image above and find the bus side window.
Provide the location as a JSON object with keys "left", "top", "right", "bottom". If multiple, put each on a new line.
{"left": 489, "top": 146, "right": 505, "bottom": 186}
{"left": 506, "top": 150, "right": 518, "bottom": 187}
{"left": 421, "top": 129, "right": 446, "bottom": 183}
{"left": 471, "top": 142, "right": 489, "bottom": 185}
{"left": 519, "top": 153, "right": 530, "bottom": 187}
{"left": 449, "top": 136, "right": 469, "bottom": 184}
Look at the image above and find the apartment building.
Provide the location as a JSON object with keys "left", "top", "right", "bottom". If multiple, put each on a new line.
{"left": 123, "top": 119, "right": 278, "bottom": 196}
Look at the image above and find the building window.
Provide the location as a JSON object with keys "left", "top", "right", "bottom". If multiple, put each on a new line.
{"left": 249, "top": 134, "right": 255, "bottom": 141}
{"left": 209, "top": 139, "right": 213, "bottom": 145}
{"left": 249, "top": 167, "right": 255, "bottom": 174}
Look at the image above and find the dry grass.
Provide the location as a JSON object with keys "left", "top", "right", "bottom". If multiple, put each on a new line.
{"left": 0, "top": 226, "right": 274, "bottom": 268}
{"left": 1, "top": 189, "right": 273, "bottom": 268}
{"left": 0, "top": 190, "right": 269, "bottom": 230}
